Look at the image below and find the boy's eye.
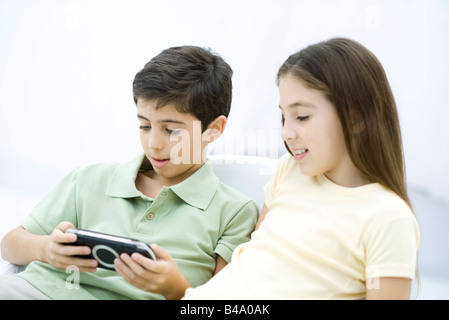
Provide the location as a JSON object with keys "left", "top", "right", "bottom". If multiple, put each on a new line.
{"left": 166, "top": 128, "right": 182, "bottom": 135}
{"left": 139, "top": 125, "right": 151, "bottom": 130}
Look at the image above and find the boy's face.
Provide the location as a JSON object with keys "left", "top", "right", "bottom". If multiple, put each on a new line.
{"left": 137, "top": 98, "right": 210, "bottom": 185}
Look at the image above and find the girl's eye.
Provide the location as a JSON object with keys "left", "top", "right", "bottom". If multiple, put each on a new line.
{"left": 139, "top": 125, "right": 151, "bottom": 130}
{"left": 281, "top": 113, "right": 309, "bottom": 125}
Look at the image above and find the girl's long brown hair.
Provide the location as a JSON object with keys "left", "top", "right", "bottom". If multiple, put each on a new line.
{"left": 277, "top": 38, "right": 411, "bottom": 209}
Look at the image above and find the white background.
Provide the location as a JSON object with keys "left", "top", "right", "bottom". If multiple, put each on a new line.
{"left": 0, "top": 0, "right": 448, "bottom": 298}
{"left": 1, "top": 0, "right": 448, "bottom": 200}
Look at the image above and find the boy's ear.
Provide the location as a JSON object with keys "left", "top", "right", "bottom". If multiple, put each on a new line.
{"left": 203, "top": 115, "right": 227, "bottom": 142}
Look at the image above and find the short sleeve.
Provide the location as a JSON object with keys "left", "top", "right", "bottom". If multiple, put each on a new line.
{"left": 364, "top": 215, "right": 420, "bottom": 280}
{"left": 263, "top": 153, "right": 290, "bottom": 209}
{"left": 21, "top": 168, "right": 79, "bottom": 235}
{"left": 214, "top": 201, "right": 258, "bottom": 263}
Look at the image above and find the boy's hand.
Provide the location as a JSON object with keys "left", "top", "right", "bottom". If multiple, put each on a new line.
{"left": 114, "top": 244, "right": 191, "bottom": 300}
{"left": 43, "top": 221, "right": 98, "bottom": 273}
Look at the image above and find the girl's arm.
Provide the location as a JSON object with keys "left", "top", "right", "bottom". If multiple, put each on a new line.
{"left": 255, "top": 204, "right": 269, "bottom": 230}
{"left": 366, "top": 277, "right": 412, "bottom": 300}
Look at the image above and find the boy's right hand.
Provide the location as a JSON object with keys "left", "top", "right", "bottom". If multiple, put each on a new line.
{"left": 43, "top": 221, "right": 98, "bottom": 273}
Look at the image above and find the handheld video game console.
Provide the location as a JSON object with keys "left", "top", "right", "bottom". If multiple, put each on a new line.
{"left": 65, "top": 228, "right": 156, "bottom": 270}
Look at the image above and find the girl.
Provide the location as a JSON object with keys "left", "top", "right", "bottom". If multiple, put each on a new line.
{"left": 183, "top": 38, "right": 420, "bottom": 300}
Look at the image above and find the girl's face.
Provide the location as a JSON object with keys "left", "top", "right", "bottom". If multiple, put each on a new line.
{"left": 279, "top": 75, "right": 364, "bottom": 187}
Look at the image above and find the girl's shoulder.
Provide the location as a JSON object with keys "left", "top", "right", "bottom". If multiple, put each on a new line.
{"left": 370, "top": 186, "right": 414, "bottom": 218}
{"left": 361, "top": 188, "right": 418, "bottom": 241}
{"left": 276, "top": 153, "right": 299, "bottom": 175}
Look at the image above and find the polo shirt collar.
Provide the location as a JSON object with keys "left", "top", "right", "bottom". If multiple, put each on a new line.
{"left": 170, "top": 161, "right": 219, "bottom": 210}
{"left": 106, "top": 154, "right": 219, "bottom": 210}
{"left": 106, "top": 154, "right": 146, "bottom": 199}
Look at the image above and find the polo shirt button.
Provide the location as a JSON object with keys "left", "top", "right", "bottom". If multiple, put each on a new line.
{"left": 146, "top": 212, "right": 154, "bottom": 220}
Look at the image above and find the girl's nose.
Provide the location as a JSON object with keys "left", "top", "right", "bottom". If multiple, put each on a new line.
{"left": 281, "top": 119, "right": 297, "bottom": 141}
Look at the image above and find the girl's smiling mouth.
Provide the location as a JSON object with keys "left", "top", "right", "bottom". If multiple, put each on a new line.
{"left": 293, "top": 149, "right": 308, "bottom": 161}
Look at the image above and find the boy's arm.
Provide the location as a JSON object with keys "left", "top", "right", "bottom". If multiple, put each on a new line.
{"left": 116, "top": 246, "right": 227, "bottom": 300}
{"left": 213, "top": 254, "right": 227, "bottom": 275}
{"left": 115, "top": 244, "right": 191, "bottom": 300}
{"left": 1, "top": 226, "right": 49, "bottom": 265}
{"left": 1, "top": 222, "right": 97, "bottom": 272}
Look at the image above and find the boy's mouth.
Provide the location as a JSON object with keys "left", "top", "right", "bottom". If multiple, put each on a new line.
{"left": 151, "top": 157, "right": 170, "bottom": 168}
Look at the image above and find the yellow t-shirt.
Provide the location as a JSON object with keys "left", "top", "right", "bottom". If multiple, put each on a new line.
{"left": 184, "top": 153, "right": 420, "bottom": 299}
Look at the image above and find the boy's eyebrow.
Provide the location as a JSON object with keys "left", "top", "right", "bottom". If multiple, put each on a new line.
{"left": 137, "top": 114, "right": 186, "bottom": 124}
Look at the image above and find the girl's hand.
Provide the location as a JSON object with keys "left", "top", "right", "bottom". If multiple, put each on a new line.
{"left": 43, "top": 221, "right": 98, "bottom": 272}
{"left": 114, "top": 244, "right": 191, "bottom": 300}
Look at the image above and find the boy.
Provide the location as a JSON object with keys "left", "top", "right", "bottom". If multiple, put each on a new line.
{"left": 0, "top": 46, "right": 258, "bottom": 299}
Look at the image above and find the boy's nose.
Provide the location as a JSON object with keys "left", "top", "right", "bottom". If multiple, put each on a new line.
{"left": 147, "top": 131, "right": 164, "bottom": 150}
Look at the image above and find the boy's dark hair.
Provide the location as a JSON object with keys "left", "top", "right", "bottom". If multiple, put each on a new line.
{"left": 133, "top": 46, "right": 233, "bottom": 131}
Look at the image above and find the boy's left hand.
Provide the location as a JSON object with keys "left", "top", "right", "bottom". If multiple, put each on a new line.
{"left": 114, "top": 244, "right": 191, "bottom": 300}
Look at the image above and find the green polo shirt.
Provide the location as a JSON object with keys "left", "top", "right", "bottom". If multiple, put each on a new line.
{"left": 17, "top": 154, "right": 258, "bottom": 299}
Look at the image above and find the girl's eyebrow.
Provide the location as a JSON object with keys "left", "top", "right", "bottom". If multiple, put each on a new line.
{"left": 279, "top": 101, "right": 316, "bottom": 110}
{"left": 137, "top": 114, "right": 186, "bottom": 124}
